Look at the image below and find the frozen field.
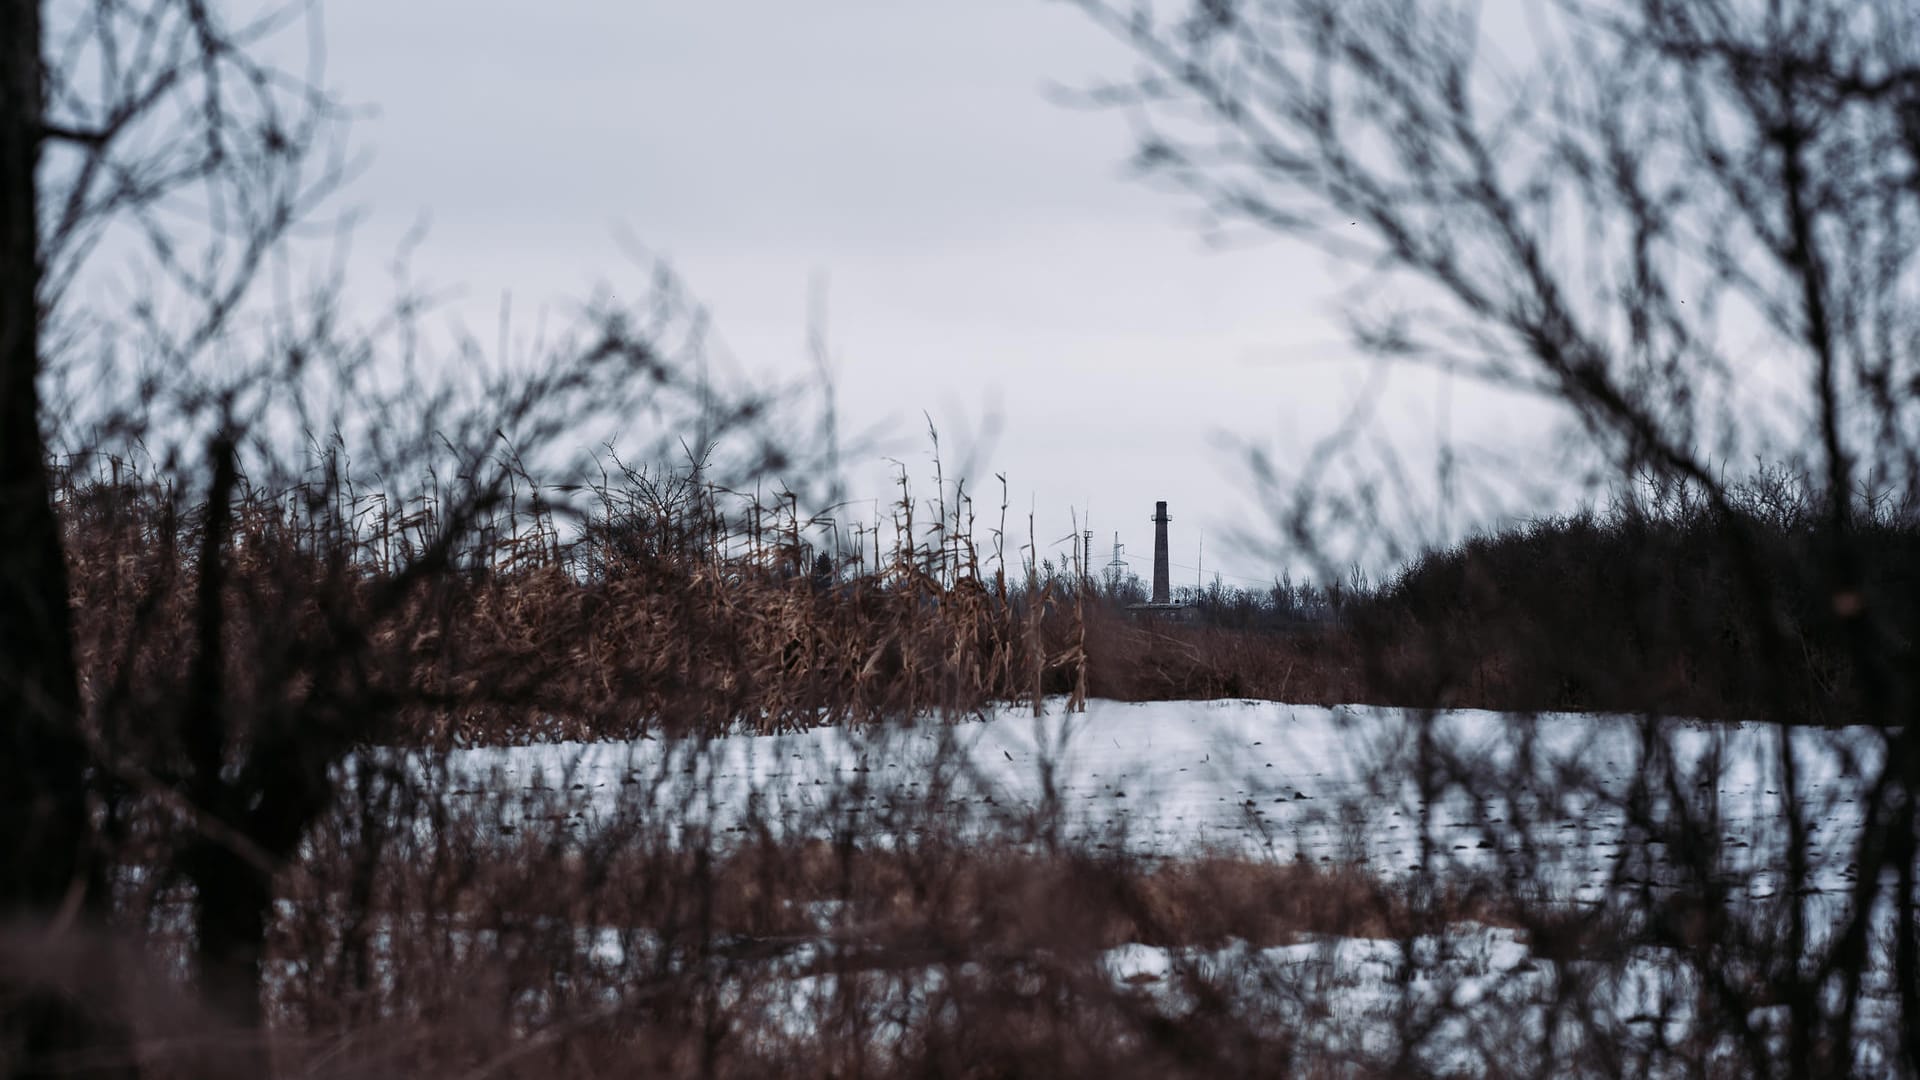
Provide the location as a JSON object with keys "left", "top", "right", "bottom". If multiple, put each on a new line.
{"left": 428, "top": 698, "right": 1882, "bottom": 900}
{"left": 349, "top": 700, "right": 1904, "bottom": 1073}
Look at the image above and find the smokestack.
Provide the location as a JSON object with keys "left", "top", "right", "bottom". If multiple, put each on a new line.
{"left": 1152, "top": 501, "right": 1171, "bottom": 604}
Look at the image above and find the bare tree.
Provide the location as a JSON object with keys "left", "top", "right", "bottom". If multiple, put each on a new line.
{"left": 4, "top": 2, "right": 812, "bottom": 1074}
{"left": 2, "top": 0, "right": 368, "bottom": 1067}
{"left": 1070, "top": 0, "right": 1920, "bottom": 1074}
{"left": 1, "top": 3, "right": 110, "bottom": 1071}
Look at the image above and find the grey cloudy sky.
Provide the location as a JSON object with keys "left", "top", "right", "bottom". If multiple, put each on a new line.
{"left": 311, "top": 1, "right": 1563, "bottom": 585}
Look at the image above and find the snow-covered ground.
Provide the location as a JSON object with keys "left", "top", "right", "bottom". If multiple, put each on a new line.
{"left": 423, "top": 698, "right": 1882, "bottom": 900}
{"left": 343, "top": 700, "right": 1904, "bottom": 1074}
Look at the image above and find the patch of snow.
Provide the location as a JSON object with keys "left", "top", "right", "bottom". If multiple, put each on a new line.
{"left": 372, "top": 699, "right": 1884, "bottom": 909}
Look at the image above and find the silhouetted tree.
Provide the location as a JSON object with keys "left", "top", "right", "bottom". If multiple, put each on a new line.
{"left": 1074, "top": 0, "right": 1920, "bottom": 1073}
{"left": 0, "top": 3, "right": 123, "bottom": 1074}
{"left": 3, "top": 2, "right": 802, "bottom": 1072}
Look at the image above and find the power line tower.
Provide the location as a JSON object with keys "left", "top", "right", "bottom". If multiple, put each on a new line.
{"left": 1104, "top": 531, "right": 1126, "bottom": 592}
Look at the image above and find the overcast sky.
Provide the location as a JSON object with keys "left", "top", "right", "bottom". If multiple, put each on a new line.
{"left": 308, "top": 1, "right": 1565, "bottom": 585}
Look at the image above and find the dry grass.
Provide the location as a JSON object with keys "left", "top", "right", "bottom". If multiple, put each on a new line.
{"left": 51, "top": 445, "right": 1391, "bottom": 761}
{"left": 50, "top": 448, "right": 1438, "bottom": 1077}
{"left": 44, "top": 448, "right": 1867, "bottom": 1078}
{"left": 1079, "top": 607, "right": 1361, "bottom": 704}
{"left": 62, "top": 730, "right": 1505, "bottom": 1080}
{"left": 69, "top": 445, "right": 1774, "bottom": 749}
{"left": 353, "top": 840, "right": 1446, "bottom": 956}
{"left": 53, "top": 449, "right": 1086, "bottom": 748}
{"left": 244, "top": 811, "right": 1504, "bottom": 1079}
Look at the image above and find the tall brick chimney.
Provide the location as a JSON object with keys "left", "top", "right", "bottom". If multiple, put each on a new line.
{"left": 1152, "top": 501, "right": 1171, "bottom": 604}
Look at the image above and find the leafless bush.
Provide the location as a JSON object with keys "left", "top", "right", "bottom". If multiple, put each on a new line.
{"left": 14, "top": 0, "right": 1920, "bottom": 1075}
{"left": 1069, "top": 0, "right": 1920, "bottom": 1074}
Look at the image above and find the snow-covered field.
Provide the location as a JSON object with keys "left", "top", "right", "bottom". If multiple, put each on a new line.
{"left": 372, "top": 700, "right": 1901, "bottom": 1074}
{"left": 428, "top": 698, "right": 1880, "bottom": 899}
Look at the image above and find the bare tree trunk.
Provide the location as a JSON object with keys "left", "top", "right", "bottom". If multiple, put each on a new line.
{"left": 177, "top": 435, "right": 269, "bottom": 1068}
{"left": 0, "top": 3, "right": 128, "bottom": 1076}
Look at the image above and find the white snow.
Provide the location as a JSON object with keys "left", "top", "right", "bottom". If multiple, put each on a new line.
{"left": 405, "top": 698, "right": 1885, "bottom": 906}
{"left": 337, "top": 700, "right": 1904, "bottom": 1073}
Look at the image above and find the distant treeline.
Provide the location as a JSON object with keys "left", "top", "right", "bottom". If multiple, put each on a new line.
{"left": 1050, "top": 467, "right": 1919, "bottom": 723}
{"left": 1333, "top": 469, "right": 1918, "bottom": 723}
{"left": 1033, "top": 570, "right": 1343, "bottom": 633}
